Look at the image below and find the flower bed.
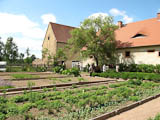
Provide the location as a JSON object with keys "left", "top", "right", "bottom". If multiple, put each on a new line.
{"left": 1, "top": 80, "right": 160, "bottom": 119}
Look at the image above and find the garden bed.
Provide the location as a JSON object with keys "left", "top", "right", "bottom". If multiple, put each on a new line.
{"left": 0, "top": 72, "right": 115, "bottom": 89}
{"left": 1, "top": 79, "right": 160, "bottom": 120}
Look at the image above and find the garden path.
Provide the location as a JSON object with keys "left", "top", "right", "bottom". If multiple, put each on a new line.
{"left": 108, "top": 96, "right": 160, "bottom": 120}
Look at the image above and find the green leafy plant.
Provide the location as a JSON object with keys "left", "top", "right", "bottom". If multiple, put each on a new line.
{"left": 11, "top": 74, "right": 39, "bottom": 79}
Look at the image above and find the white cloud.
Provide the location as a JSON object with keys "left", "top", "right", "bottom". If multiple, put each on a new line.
{"left": 0, "top": 12, "right": 53, "bottom": 58}
{"left": 109, "top": 8, "right": 133, "bottom": 23}
{"left": 0, "top": 12, "right": 45, "bottom": 39}
{"left": 41, "top": 13, "right": 56, "bottom": 24}
{"left": 88, "top": 12, "right": 108, "bottom": 19}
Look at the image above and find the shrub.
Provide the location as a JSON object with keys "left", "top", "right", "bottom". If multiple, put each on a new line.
{"left": 70, "top": 67, "right": 80, "bottom": 77}
{"left": 52, "top": 66, "right": 63, "bottom": 73}
{"left": 61, "top": 69, "right": 71, "bottom": 75}
{"left": 35, "top": 66, "right": 47, "bottom": 72}
{"left": 119, "top": 64, "right": 159, "bottom": 73}
{"left": 61, "top": 67, "right": 80, "bottom": 77}
{"left": 128, "top": 79, "right": 142, "bottom": 86}
{"left": 129, "top": 96, "right": 140, "bottom": 101}
{"left": 92, "top": 71, "right": 160, "bottom": 82}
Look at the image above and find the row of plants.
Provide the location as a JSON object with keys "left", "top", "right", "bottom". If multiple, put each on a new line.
{"left": 11, "top": 73, "right": 40, "bottom": 79}
{"left": 1, "top": 80, "right": 160, "bottom": 119}
{"left": 50, "top": 77, "right": 87, "bottom": 84}
{"left": 53, "top": 66, "right": 80, "bottom": 77}
{"left": 6, "top": 65, "right": 47, "bottom": 72}
{"left": 92, "top": 71, "right": 160, "bottom": 82}
{"left": 119, "top": 64, "right": 160, "bottom": 73}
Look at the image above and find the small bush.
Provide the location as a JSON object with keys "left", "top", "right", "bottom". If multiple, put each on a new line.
{"left": 35, "top": 66, "right": 47, "bottom": 72}
{"left": 53, "top": 66, "right": 63, "bottom": 73}
{"left": 129, "top": 96, "right": 140, "bottom": 101}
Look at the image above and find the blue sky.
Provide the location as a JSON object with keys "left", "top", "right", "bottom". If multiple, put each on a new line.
{"left": 0, "top": 0, "right": 160, "bottom": 58}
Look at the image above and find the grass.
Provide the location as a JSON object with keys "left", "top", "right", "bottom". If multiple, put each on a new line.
{"left": 11, "top": 74, "right": 39, "bottom": 79}
{"left": 0, "top": 85, "right": 14, "bottom": 90}
{"left": 1, "top": 80, "right": 160, "bottom": 119}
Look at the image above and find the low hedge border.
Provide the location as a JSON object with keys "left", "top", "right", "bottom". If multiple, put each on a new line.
{"left": 91, "top": 93, "right": 160, "bottom": 120}
{"left": 92, "top": 72, "right": 160, "bottom": 82}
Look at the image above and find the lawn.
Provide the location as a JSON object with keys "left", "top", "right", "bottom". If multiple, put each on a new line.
{"left": 1, "top": 79, "right": 160, "bottom": 120}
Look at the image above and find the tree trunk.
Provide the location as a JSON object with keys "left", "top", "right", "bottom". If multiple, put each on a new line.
{"left": 94, "top": 57, "right": 99, "bottom": 66}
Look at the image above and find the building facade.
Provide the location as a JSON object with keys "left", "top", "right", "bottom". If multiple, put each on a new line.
{"left": 42, "top": 13, "right": 160, "bottom": 68}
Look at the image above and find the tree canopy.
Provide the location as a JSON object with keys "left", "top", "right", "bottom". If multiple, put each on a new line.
{"left": 4, "top": 37, "right": 19, "bottom": 63}
{"left": 68, "top": 15, "right": 118, "bottom": 66}
{"left": 0, "top": 37, "right": 36, "bottom": 64}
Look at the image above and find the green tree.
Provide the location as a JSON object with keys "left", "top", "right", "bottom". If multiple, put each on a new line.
{"left": 4, "top": 37, "right": 18, "bottom": 63}
{"left": 0, "top": 38, "right": 4, "bottom": 61}
{"left": 31, "top": 54, "right": 36, "bottom": 62}
{"left": 53, "top": 48, "right": 67, "bottom": 66}
{"left": 19, "top": 53, "right": 24, "bottom": 64}
{"left": 42, "top": 48, "right": 53, "bottom": 66}
{"left": 26, "top": 48, "right": 30, "bottom": 57}
{"left": 68, "top": 15, "right": 118, "bottom": 66}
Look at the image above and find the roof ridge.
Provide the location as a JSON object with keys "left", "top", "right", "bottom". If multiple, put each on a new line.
{"left": 50, "top": 22, "right": 77, "bottom": 28}
{"left": 125, "top": 17, "right": 156, "bottom": 26}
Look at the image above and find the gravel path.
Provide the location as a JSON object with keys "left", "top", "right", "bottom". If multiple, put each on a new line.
{"left": 108, "top": 96, "right": 160, "bottom": 120}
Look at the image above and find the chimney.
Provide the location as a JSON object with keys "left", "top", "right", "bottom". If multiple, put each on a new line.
{"left": 118, "top": 21, "right": 123, "bottom": 28}
{"left": 157, "top": 13, "right": 160, "bottom": 20}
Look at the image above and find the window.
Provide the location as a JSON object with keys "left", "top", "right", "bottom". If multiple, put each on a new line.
{"left": 125, "top": 51, "right": 130, "bottom": 57}
{"left": 48, "top": 36, "right": 50, "bottom": 40}
{"left": 147, "top": 50, "right": 155, "bottom": 52}
{"left": 158, "top": 52, "right": 160, "bottom": 56}
{"left": 132, "top": 34, "right": 146, "bottom": 38}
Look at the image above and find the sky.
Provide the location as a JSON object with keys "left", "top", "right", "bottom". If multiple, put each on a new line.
{"left": 0, "top": 0, "right": 160, "bottom": 58}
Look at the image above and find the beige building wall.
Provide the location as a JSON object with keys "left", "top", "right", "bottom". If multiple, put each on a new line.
{"left": 42, "top": 23, "right": 57, "bottom": 63}
{"left": 56, "top": 42, "right": 81, "bottom": 68}
{"left": 118, "top": 46, "right": 160, "bottom": 65}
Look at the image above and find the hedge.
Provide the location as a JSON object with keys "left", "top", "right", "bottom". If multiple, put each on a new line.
{"left": 92, "top": 72, "right": 160, "bottom": 82}
{"left": 119, "top": 64, "right": 160, "bottom": 73}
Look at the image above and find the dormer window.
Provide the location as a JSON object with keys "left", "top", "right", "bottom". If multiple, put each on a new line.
{"left": 132, "top": 34, "right": 146, "bottom": 38}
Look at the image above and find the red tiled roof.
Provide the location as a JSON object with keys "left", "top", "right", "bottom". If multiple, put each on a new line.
{"left": 115, "top": 17, "right": 160, "bottom": 48}
{"left": 50, "top": 16, "right": 160, "bottom": 48}
{"left": 50, "top": 22, "right": 75, "bottom": 43}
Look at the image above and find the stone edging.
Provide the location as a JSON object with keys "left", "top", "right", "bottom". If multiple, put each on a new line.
{"left": 91, "top": 94, "right": 160, "bottom": 120}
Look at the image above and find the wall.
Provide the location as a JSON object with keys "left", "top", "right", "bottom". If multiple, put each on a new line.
{"left": 42, "top": 23, "right": 57, "bottom": 63}
{"left": 57, "top": 42, "right": 81, "bottom": 68}
{"left": 118, "top": 45, "right": 160, "bottom": 65}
